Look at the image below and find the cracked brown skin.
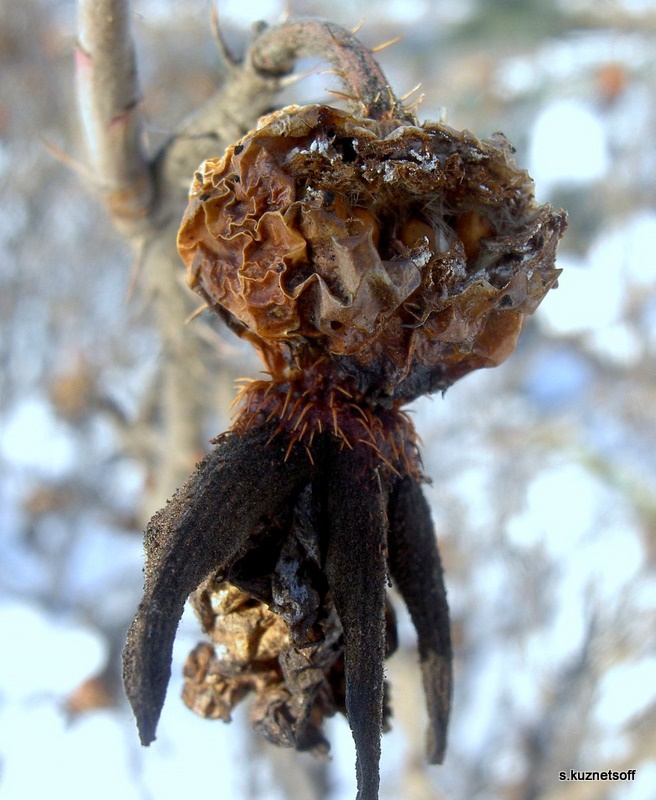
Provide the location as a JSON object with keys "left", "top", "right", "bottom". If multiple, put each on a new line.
{"left": 124, "top": 95, "right": 565, "bottom": 800}
{"left": 178, "top": 105, "right": 566, "bottom": 404}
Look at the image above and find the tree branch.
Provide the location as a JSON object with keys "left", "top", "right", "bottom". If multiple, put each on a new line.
{"left": 76, "top": 0, "right": 153, "bottom": 234}
{"left": 250, "top": 19, "right": 411, "bottom": 121}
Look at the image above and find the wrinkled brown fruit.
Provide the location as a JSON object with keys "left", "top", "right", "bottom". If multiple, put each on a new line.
{"left": 125, "top": 96, "right": 565, "bottom": 800}
{"left": 178, "top": 104, "right": 566, "bottom": 403}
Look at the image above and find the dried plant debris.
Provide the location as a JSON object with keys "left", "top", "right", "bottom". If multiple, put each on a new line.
{"left": 179, "top": 104, "right": 565, "bottom": 402}
{"left": 123, "top": 19, "right": 566, "bottom": 800}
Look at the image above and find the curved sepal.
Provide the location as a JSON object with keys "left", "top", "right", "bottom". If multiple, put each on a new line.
{"left": 323, "top": 439, "right": 389, "bottom": 800}
{"left": 387, "top": 476, "right": 452, "bottom": 764}
{"left": 123, "top": 427, "right": 315, "bottom": 745}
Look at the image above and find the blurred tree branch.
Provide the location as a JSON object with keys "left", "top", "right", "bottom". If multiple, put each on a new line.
{"left": 74, "top": 0, "right": 286, "bottom": 514}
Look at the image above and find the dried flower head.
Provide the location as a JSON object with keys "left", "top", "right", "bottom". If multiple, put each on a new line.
{"left": 178, "top": 104, "right": 565, "bottom": 403}
{"left": 124, "top": 21, "right": 566, "bottom": 800}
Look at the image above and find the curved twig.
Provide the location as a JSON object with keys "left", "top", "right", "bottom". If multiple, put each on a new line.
{"left": 251, "top": 19, "right": 413, "bottom": 121}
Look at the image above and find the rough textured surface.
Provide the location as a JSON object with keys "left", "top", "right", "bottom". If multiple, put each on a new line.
{"left": 323, "top": 437, "right": 390, "bottom": 800}
{"left": 388, "top": 475, "right": 452, "bottom": 764}
{"left": 124, "top": 407, "right": 449, "bottom": 800}
{"left": 178, "top": 104, "right": 566, "bottom": 402}
{"left": 122, "top": 424, "right": 315, "bottom": 745}
{"left": 181, "top": 581, "right": 344, "bottom": 754}
{"left": 168, "top": 427, "right": 404, "bottom": 774}
{"left": 129, "top": 29, "right": 566, "bottom": 800}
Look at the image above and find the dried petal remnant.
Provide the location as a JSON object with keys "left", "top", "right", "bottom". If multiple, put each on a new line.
{"left": 178, "top": 104, "right": 566, "bottom": 403}
{"left": 182, "top": 579, "right": 355, "bottom": 755}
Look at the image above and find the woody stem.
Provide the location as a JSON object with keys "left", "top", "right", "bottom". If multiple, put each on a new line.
{"left": 251, "top": 19, "right": 411, "bottom": 121}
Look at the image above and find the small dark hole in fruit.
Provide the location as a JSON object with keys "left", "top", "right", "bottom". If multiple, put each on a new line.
{"left": 334, "top": 137, "right": 357, "bottom": 163}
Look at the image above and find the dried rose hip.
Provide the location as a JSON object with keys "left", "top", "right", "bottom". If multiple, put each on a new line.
{"left": 178, "top": 104, "right": 566, "bottom": 404}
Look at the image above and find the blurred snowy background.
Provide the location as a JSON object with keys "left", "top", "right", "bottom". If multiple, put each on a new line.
{"left": 1, "top": 0, "right": 655, "bottom": 798}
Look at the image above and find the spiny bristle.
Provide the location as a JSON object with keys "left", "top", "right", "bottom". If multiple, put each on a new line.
{"left": 399, "top": 82, "right": 423, "bottom": 103}
{"left": 280, "top": 385, "right": 293, "bottom": 420}
{"left": 350, "top": 404, "right": 371, "bottom": 423}
{"left": 210, "top": 2, "right": 239, "bottom": 68}
{"left": 340, "top": 432, "right": 354, "bottom": 450}
{"left": 229, "top": 389, "right": 246, "bottom": 413}
{"left": 284, "top": 436, "right": 298, "bottom": 462}
{"left": 320, "top": 68, "right": 349, "bottom": 79}
{"left": 331, "top": 403, "right": 340, "bottom": 438}
{"left": 404, "top": 93, "right": 425, "bottom": 115}
{"left": 292, "top": 402, "right": 313, "bottom": 431}
{"left": 326, "top": 88, "right": 360, "bottom": 103}
{"left": 42, "top": 137, "right": 95, "bottom": 182}
{"left": 266, "top": 422, "right": 286, "bottom": 447}
{"left": 352, "top": 414, "right": 377, "bottom": 443}
{"left": 230, "top": 378, "right": 421, "bottom": 478}
{"left": 278, "top": 67, "right": 319, "bottom": 89}
{"left": 370, "top": 34, "right": 403, "bottom": 53}
{"left": 356, "top": 438, "right": 401, "bottom": 477}
{"left": 266, "top": 401, "right": 283, "bottom": 424}
{"left": 287, "top": 396, "right": 303, "bottom": 424}
{"left": 356, "top": 436, "right": 383, "bottom": 459}
{"left": 230, "top": 377, "right": 266, "bottom": 414}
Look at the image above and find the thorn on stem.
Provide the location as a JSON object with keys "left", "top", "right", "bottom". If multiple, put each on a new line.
{"left": 184, "top": 302, "right": 209, "bottom": 325}
{"left": 370, "top": 34, "right": 403, "bottom": 54}
{"left": 211, "top": 2, "right": 240, "bottom": 67}
{"left": 400, "top": 82, "right": 423, "bottom": 102}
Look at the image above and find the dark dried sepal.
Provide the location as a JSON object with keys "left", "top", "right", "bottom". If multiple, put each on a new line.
{"left": 123, "top": 425, "right": 315, "bottom": 745}
{"left": 323, "top": 437, "right": 390, "bottom": 800}
{"left": 387, "top": 476, "right": 452, "bottom": 764}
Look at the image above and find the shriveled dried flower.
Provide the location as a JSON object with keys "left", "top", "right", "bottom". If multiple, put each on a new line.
{"left": 123, "top": 19, "right": 566, "bottom": 800}
{"left": 179, "top": 104, "right": 563, "bottom": 403}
